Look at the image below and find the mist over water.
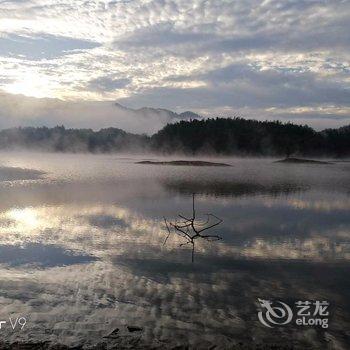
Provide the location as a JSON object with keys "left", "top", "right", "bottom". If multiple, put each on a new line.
{"left": 0, "top": 152, "right": 349, "bottom": 349}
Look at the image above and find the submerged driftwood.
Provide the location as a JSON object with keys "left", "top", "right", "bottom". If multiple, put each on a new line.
{"left": 163, "top": 193, "right": 222, "bottom": 262}
{"left": 136, "top": 160, "right": 231, "bottom": 166}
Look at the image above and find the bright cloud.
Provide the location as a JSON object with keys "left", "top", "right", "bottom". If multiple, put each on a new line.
{"left": 0, "top": 0, "right": 349, "bottom": 131}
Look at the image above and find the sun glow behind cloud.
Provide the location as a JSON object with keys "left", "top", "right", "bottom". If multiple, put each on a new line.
{"left": 4, "top": 73, "right": 55, "bottom": 98}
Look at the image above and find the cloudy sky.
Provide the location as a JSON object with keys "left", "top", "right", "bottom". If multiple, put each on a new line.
{"left": 0, "top": 0, "right": 349, "bottom": 133}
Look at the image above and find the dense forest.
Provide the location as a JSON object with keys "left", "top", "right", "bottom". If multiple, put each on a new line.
{"left": 0, "top": 118, "right": 349, "bottom": 157}
{"left": 152, "top": 118, "right": 350, "bottom": 157}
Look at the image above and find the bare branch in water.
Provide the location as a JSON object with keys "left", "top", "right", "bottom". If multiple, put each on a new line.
{"left": 163, "top": 193, "right": 223, "bottom": 262}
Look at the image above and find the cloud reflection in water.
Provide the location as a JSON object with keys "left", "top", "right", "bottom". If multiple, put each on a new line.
{"left": 0, "top": 155, "right": 348, "bottom": 348}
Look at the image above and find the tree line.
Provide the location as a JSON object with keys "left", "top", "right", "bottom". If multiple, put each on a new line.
{"left": 0, "top": 126, "right": 149, "bottom": 153}
{"left": 151, "top": 118, "right": 350, "bottom": 157}
{"left": 0, "top": 118, "right": 349, "bottom": 157}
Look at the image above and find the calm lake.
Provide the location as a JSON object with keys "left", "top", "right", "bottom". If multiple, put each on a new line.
{"left": 0, "top": 152, "right": 349, "bottom": 349}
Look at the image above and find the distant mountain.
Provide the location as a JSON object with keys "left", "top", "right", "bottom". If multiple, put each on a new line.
{"left": 114, "top": 103, "right": 202, "bottom": 121}
{"left": 179, "top": 111, "right": 202, "bottom": 119}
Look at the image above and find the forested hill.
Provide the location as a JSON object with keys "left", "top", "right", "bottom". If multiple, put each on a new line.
{"left": 0, "top": 118, "right": 349, "bottom": 157}
{"left": 151, "top": 118, "right": 350, "bottom": 157}
{"left": 0, "top": 126, "right": 149, "bottom": 153}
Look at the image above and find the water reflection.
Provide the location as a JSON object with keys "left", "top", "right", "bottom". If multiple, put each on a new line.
{"left": 0, "top": 153, "right": 348, "bottom": 349}
{"left": 0, "top": 243, "right": 98, "bottom": 267}
{"left": 0, "top": 166, "right": 45, "bottom": 182}
{"left": 86, "top": 214, "right": 128, "bottom": 229}
{"left": 0, "top": 202, "right": 348, "bottom": 262}
{"left": 163, "top": 179, "right": 309, "bottom": 197}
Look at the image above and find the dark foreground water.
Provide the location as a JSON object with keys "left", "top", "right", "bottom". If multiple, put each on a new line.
{"left": 0, "top": 152, "right": 349, "bottom": 349}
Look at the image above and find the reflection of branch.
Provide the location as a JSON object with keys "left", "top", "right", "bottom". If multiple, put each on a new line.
{"left": 163, "top": 217, "right": 171, "bottom": 246}
{"left": 163, "top": 193, "right": 223, "bottom": 262}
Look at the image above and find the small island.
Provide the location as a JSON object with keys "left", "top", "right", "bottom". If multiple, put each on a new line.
{"left": 136, "top": 160, "right": 231, "bottom": 167}
{"left": 274, "top": 157, "right": 331, "bottom": 164}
